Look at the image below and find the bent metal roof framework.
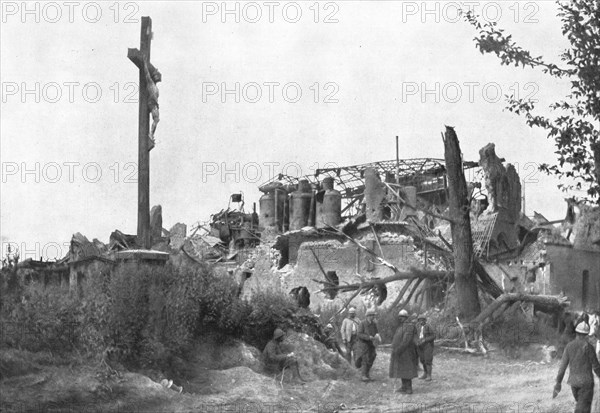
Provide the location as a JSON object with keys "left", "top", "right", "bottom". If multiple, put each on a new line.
{"left": 259, "top": 158, "right": 480, "bottom": 217}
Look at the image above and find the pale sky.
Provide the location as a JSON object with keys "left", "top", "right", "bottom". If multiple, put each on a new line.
{"left": 1, "top": 1, "right": 575, "bottom": 260}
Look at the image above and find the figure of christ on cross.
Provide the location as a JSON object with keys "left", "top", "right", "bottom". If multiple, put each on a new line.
{"left": 143, "top": 59, "right": 161, "bottom": 150}
{"left": 127, "top": 16, "right": 162, "bottom": 248}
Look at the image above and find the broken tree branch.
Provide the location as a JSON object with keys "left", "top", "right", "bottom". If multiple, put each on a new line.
{"left": 329, "top": 288, "right": 364, "bottom": 323}
{"left": 382, "top": 181, "right": 457, "bottom": 224}
{"left": 317, "top": 268, "right": 450, "bottom": 294}
{"left": 472, "top": 293, "right": 570, "bottom": 326}
{"left": 370, "top": 224, "right": 385, "bottom": 259}
{"left": 387, "top": 278, "right": 416, "bottom": 313}
{"left": 330, "top": 224, "right": 449, "bottom": 282}
{"left": 397, "top": 277, "right": 424, "bottom": 312}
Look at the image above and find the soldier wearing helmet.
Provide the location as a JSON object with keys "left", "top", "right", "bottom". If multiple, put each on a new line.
{"left": 554, "top": 321, "right": 600, "bottom": 411}
{"left": 263, "top": 328, "right": 306, "bottom": 383}
{"left": 322, "top": 324, "right": 344, "bottom": 356}
{"left": 389, "top": 309, "right": 418, "bottom": 394}
{"left": 356, "top": 308, "right": 381, "bottom": 381}
{"left": 341, "top": 306, "right": 360, "bottom": 364}
{"left": 416, "top": 314, "right": 435, "bottom": 381}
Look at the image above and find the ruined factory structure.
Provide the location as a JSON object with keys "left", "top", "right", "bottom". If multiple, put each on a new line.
{"left": 7, "top": 144, "right": 600, "bottom": 315}
{"left": 215, "top": 143, "right": 599, "bottom": 313}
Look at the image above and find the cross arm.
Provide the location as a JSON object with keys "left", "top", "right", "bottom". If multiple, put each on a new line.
{"left": 127, "top": 48, "right": 158, "bottom": 74}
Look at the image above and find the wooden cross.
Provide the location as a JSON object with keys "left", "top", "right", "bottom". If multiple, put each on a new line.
{"left": 127, "top": 16, "right": 160, "bottom": 249}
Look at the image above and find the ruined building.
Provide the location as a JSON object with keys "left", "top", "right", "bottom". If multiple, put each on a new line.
{"left": 239, "top": 157, "right": 481, "bottom": 311}
{"left": 7, "top": 145, "right": 598, "bottom": 315}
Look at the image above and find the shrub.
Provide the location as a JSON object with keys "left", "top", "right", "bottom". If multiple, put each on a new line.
{"left": 0, "top": 284, "right": 80, "bottom": 354}
{"left": 242, "top": 287, "right": 299, "bottom": 349}
{"left": 0, "top": 261, "right": 318, "bottom": 372}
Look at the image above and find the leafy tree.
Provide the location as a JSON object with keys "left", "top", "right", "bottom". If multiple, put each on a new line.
{"left": 464, "top": 1, "right": 600, "bottom": 204}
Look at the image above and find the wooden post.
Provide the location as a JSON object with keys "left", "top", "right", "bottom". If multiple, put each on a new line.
{"left": 395, "top": 136, "right": 400, "bottom": 186}
{"left": 128, "top": 17, "right": 153, "bottom": 249}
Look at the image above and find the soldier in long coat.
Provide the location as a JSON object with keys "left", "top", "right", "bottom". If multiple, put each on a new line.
{"left": 389, "top": 309, "right": 418, "bottom": 394}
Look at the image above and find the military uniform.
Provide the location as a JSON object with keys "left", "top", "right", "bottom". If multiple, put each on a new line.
{"left": 262, "top": 329, "right": 306, "bottom": 383}
{"left": 416, "top": 321, "right": 435, "bottom": 380}
{"left": 389, "top": 320, "right": 418, "bottom": 393}
{"left": 341, "top": 315, "right": 360, "bottom": 363}
{"left": 556, "top": 335, "right": 600, "bottom": 412}
{"left": 356, "top": 318, "right": 379, "bottom": 380}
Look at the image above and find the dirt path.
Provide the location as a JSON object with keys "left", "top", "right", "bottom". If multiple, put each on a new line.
{"left": 0, "top": 348, "right": 588, "bottom": 412}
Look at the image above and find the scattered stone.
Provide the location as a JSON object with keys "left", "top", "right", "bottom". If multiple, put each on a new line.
{"left": 150, "top": 205, "right": 163, "bottom": 244}
{"left": 169, "top": 223, "right": 187, "bottom": 250}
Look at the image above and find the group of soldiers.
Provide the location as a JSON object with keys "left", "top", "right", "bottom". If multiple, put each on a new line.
{"left": 261, "top": 306, "right": 600, "bottom": 408}
{"left": 261, "top": 306, "right": 436, "bottom": 394}
{"left": 340, "top": 307, "right": 435, "bottom": 394}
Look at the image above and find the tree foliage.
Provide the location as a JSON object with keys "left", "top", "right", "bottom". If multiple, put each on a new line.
{"left": 464, "top": 1, "right": 600, "bottom": 203}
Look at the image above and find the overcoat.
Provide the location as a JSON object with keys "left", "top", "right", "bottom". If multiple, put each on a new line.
{"left": 389, "top": 321, "right": 418, "bottom": 379}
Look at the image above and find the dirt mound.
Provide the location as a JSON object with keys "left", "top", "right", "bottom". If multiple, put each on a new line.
{"left": 178, "top": 331, "right": 357, "bottom": 395}
{"left": 284, "top": 332, "right": 358, "bottom": 381}
{"left": 189, "top": 336, "right": 262, "bottom": 372}
{"left": 207, "top": 366, "right": 280, "bottom": 399}
{"left": 0, "top": 349, "right": 41, "bottom": 379}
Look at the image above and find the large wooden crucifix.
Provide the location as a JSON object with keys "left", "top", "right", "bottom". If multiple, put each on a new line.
{"left": 127, "top": 17, "right": 161, "bottom": 249}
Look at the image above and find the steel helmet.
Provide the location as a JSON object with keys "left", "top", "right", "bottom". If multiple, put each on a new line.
{"left": 366, "top": 308, "right": 377, "bottom": 316}
{"left": 398, "top": 309, "right": 409, "bottom": 318}
{"left": 575, "top": 322, "right": 590, "bottom": 334}
{"left": 273, "top": 328, "right": 285, "bottom": 339}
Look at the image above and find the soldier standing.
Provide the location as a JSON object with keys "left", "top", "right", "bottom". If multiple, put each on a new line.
{"left": 416, "top": 314, "right": 435, "bottom": 381}
{"left": 389, "top": 309, "right": 418, "bottom": 394}
{"left": 356, "top": 308, "right": 381, "bottom": 381}
{"left": 341, "top": 307, "right": 360, "bottom": 364}
{"left": 554, "top": 322, "right": 600, "bottom": 412}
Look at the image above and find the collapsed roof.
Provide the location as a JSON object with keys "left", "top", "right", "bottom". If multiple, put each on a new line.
{"left": 259, "top": 158, "right": 480, "bottom": 216}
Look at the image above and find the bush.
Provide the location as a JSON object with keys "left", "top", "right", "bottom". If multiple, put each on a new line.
{"left": 0, "top": 262, "right": 317, "bottom": 372}
{"left": 242, "top": 288, "right": 302, "bottom": 349}
{"left": 0, "top": 284, "right": 81, "bottom": 354}
{"left": 483, "top": 309, "right": 560, "bottom": 357}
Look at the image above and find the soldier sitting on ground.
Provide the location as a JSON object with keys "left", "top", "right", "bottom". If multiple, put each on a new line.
{"left": 323, "top": 323, "right": 345, "bottom": 357}
{"left": 263, "top": 328, "right": 307, "bottom": 383}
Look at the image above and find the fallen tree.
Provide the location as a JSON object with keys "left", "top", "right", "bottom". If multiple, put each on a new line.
{"left": 309, "top": 127, "right": 569, "bottom": 336}
{"left": 472, "top": 293, "right": 570, "bottom": 326}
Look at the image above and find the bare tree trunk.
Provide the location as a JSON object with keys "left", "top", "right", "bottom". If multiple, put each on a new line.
{"left": 443, "top": 126, "right": 481, "bottom": 320}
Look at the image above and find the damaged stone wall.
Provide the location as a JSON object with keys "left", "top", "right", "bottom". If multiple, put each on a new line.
{"left": 477, "top": 143, "right": 522, "bottom": 251}
{"left": 479, "top": 143, "right": 521, "bottom": 219}
{"left": 544, "top": 244, "right": 600, "bottom": 311}
{"left": 241, "top": 233, "right": 427, "bottom": 311}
